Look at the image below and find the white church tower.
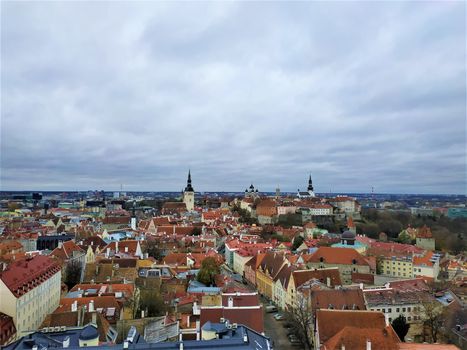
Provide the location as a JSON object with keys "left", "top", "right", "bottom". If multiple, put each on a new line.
{"left": 183, "top": 170, "right": 195, "bottom": 211}
{"left": 130, "top": 200, "right": 137, "bottom": 230}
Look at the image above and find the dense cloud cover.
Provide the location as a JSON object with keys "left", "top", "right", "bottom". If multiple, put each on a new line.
{"left": 1, "top": 2, "right": 465, "bottom": 193}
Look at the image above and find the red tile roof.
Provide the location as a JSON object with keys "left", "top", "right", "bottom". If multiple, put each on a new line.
{"left": 316, "top": 310, "right": 400, "bottom": 349}
{"left": 398, "top": 344, "right": 460, "bottom": 349}
{"left": 309, "top": 247, "right": 370, "bottom": 266}
{"left": 200, "top": 306, "right": 264, "bottom": 333}
{"left": 221, "top": 293, "right": 260, "bottom": 307}
{"left": 55, "top": 296, "right": 120, "bottom": 313}
{"left": 292, "top": 268, "right": 342, "bottom": 289}
{"left": 324, "top": 326, "right": 400, "bottom": 350}
{"left": 0, "top": 255, "right": 61, "bottom": 298}
{"left": 0, "top": 312, "right": 16, "bottom": 346}
{"left": 311, "top": 289, "right": 366, "bottom": 311}
{"left": 51, "top": 240, "right": 84, "bottom": 260}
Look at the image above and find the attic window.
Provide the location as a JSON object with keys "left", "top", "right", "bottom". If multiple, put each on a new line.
{"left": 319, "top": 257, "right": 324, "bottom": 263}
{"left": 352, "top": 259, "right": 357, "bottom": 265}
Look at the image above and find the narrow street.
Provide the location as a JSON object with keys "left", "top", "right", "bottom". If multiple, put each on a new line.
{"left": 263, "top": 307, "right": 295, "bottom": 350}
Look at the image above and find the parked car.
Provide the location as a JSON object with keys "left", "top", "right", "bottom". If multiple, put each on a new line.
{"left": 288, "top": 335, "right": 301, "bottom": 345}
{"left": 273, "top": 313, "right": 285, "bottom": 321}
{"left": 265, "top": 305, "right": 278, "bottom": 313}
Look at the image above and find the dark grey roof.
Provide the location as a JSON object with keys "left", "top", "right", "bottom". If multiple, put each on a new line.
{"left": 79, "top": 325, "right": 99, "bottom": 341}
{"left": 4, "top": 323, "right": 271, "bottom": 350}
{"left": 341, "top": 230, "right": 356, "bottom": 239}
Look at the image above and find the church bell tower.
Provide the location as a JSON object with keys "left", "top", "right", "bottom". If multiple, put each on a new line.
{"left": 307, "top": 174, "right": 316, "bottom": 197}
{"left": 183, "top": 170, "right": 195, "bottom": 211}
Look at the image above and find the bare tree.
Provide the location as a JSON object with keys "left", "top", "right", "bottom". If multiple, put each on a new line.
{"left": 420, "top": 301, "right": 445, "bottom": 343}
{"left": 285, "top": 294, "right": 313, "bottom": 350}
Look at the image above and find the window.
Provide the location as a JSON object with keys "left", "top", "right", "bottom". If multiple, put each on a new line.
{"left": 407, "top": 316, "right": 411, "bottom": 321}
{"left": 402, "top": 308, "right": 406, "bottom": 312}
{"left": 389, "top": 318, "right": 392, "bottom": 322}
{"left": 382, "top": 308, "right": 385, "bottom": 313}
{"left": 388, "top": 308, "right": 392, "bottom": 313}
{"left": 396, "top": 308, "right": 400, "bottom": 312}
{"left": 407, "top": 307, "right": 411, "bottom": 312}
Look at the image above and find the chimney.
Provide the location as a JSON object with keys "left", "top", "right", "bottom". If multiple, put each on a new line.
{"left": 125, "top": 246, "right": 129, "bottom": 253}
{"left": 341, "top": 344, "right": 345, "bottom": 350}
{"left": 187, "top": 315, "right": 190, "bottom": 327}
{"left": 196, "top": 320, "right": 200, "bottom": 340}
{"left": 91, "top": 312, "right": 97, "bottom": 325}
{"left": 115, "top": 241, "right": 119, "bottom": 252}
{"left": 106, "top": 248, "right": 110, "bottom": 258}
{"left": 327, "top": 277, "right": 331, "bottom": 287}
{"left": 62, "top": 336, "right": 70, "bottom": 348}
{"left": 366, "top": 339, "right": 371, "bottom": 350}
{"left": 58, "top": 241, "right": 63, "bottom": 249}
{"left": 360, "top": 283, "right": 364, "bottom": 290}
{"left": 228, "top": 297, "right": 234, "bottom": 308}
{"left": 384, "top": 313, "right": 390, "bottom": 327}
{"left": 71, "top": 300, "right": 78, "bottom": 312}
{"left": 89, "top": 300, "right": 95, "bottom": 312}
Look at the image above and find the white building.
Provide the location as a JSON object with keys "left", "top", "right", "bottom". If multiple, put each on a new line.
{"left": 183, "top": 171, "right": 195, "bottom": 212}
{"left": 0, "top": 256, "right": 62, "bottom": 338}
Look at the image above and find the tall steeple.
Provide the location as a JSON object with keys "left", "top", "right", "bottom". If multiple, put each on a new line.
{"left": 307, "top": 174, "right": 314, "bottom": 192}
{"left": 185, "top": 170, "right": 194, "bottom": 192}
{"left": 130, "top": 200, "right": 137, "bottom": 230}
{"left": 183, "top": 170, "right": 195, "bottom": 211}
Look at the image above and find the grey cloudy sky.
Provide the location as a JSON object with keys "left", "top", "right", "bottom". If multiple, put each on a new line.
{"left": 1, "top": 1, "right": 466, "bottom": 194}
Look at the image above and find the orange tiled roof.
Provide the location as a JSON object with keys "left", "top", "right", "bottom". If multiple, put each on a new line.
{"left": 309, "top": 247, "right": 369, "bottom": 266}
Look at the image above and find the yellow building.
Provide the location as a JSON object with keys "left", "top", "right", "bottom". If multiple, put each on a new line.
{"left": 256, "top": 252, "right": 286, "bottom": 300}
{"left": 379, "top": 256, "right": 413, "bottom": 278}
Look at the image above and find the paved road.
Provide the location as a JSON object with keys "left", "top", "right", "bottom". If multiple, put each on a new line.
{"left": 259, "top": 295, "right": 297, "bottom": 350}
{"left": 263, "top": 309, "right": 295, "bottom": 350}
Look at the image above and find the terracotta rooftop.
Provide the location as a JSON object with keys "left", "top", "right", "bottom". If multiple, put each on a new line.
{"left": 309, "top": 247, "right": 370, "bottom": 266}
{"left": 292, "top": 268, "right": 342, "bottom": 288}
{"left": 323, "top": 326, "right": 400, "bottom": 350}
{"left": 316, "top": 309, "right": 400, "bottom": 349}
{"left": 311, "top": 289, "right": 366, "bottom": 311}
{"left": 0, "top": 255, "right": 61, "bottom": 298}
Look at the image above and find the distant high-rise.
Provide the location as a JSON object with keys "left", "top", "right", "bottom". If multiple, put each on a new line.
{"left": 183, "top": 170, "right": 195, "bottom": 211}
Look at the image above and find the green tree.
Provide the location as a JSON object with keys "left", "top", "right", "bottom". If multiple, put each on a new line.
{"left": 146, "top": 240, "right": 162, "bottom": 261}
{"left": 392, "top": 315, "right": 410, "bottom": 341}
{"left": 138, "top": 288, "right": 167, "bottom": 317}
{"left": 232, "top": 205, "right": 257, "bottom": 225}
{"left": 397, "top": 231, "right": 412, "bottom": 244}
{"left": 292, "top": 235, "right": 304, "bottom": 250}
{"left": 191, "top": 227, "right": 202, "bottom": 236}
{"left": 64, "top": 260, "right": 82, "bottom": 290}
{"left": 196, "top": 257, "right": 220, "bottom": 286}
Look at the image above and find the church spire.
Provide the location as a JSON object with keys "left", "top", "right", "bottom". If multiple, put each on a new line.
{"left": 185, "top": 170, "right": 194, "bottom": 192}
{"left": 307, "top": 174, "right": 314, "bottom": 191}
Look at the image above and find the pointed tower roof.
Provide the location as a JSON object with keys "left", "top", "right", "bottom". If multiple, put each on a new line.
{"left": 184, "top": 170, "right": 194, "bottom": 192}
{"left": 307, "top": 174, "right": 314, "bottom": 191}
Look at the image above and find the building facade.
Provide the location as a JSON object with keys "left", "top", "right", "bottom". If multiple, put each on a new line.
{"left": 0, "top": 256, "right": 62, "bottom": 338}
